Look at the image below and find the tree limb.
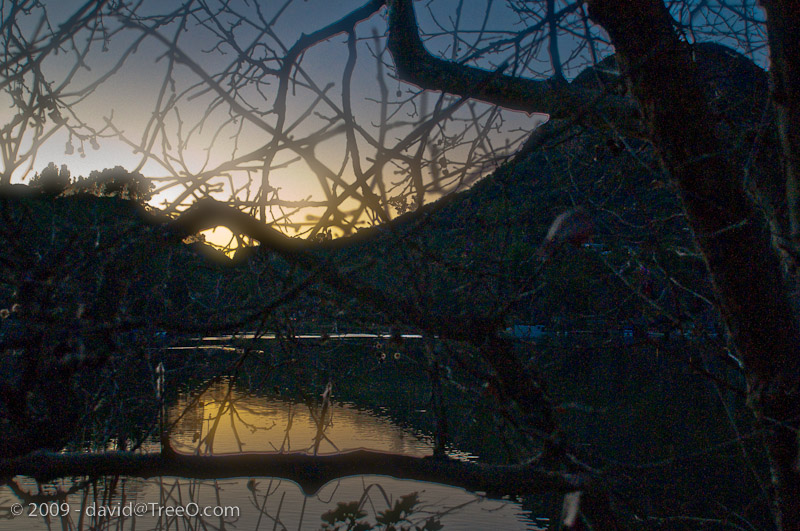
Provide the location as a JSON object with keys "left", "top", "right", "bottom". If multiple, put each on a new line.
{"left": 384, "top": 0, "right": 644, "bottom": 137}
{"left": 0, "top": 449, "right": 585, "bottom": 497}
{"left": 585, "top": 0, "right": 800, "bottom": 528}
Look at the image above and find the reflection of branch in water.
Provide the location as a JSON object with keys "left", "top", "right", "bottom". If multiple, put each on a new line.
{"left": 4, "top": 473, "right": 542, "bottom": 530}
{"left": 249, "top": 477, "right": 292, "bottom": 531}
{"left": 310, "top": 382, "right": 336, "bottom": 455}
{"left": 272, "top": 404, "right": 295, "bottom": 453}
{"left": 356, "top": 479, "right": 393, "bottom": 520}
{"left": 197, "top": 394, "right": 227, "bottom": 454}
{"left": 193, "top": 375, "right": 277, "bottom": 454}
{"left": 153, "top": 478, "right": 239, "bottom": 530}
{"left": 161, "top": 349, "right": 252, "bottom": 453}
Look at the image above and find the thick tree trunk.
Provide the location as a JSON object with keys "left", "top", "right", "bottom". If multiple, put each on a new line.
{"left": 760, "top": 1, "right": 800, "bottom": 243}
{"left": 585, "top": 1, "right": 800, "bottom": 529}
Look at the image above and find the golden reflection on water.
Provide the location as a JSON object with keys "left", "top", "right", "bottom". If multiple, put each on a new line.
{"left": 0, "top": 380, "right": 547, "bottom": 530}
{"left": 169, "top": 380, "right": 434, "bottom": 457}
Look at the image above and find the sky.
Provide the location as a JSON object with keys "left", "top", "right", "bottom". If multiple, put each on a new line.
{"left": 0, "top": 0, "right": 767, "bottom": 244}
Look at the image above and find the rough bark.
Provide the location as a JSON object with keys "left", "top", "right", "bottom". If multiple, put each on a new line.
{"left": 584, "top": 1, "right": 800, "bottom": 529}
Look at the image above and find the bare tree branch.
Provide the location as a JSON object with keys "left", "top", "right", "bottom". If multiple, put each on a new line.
{"left": 0, "top": 448, "right": 585, "bottom": 497}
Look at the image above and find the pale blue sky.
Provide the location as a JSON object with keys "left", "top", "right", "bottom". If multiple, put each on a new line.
{"left": 2, "top": 0, "right": 766, "bottom": 239}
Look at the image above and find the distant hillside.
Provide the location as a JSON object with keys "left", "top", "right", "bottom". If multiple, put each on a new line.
{"left": 0, "top": 42, "right": 771, "bottom": 462}
{"left": 311, "top": 41, "right": 774, "bottom": 337}
{"left": 0, "top": 43, "right": 772, "bottom": 342}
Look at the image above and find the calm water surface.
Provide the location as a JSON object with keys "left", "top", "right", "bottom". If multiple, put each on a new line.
{"left": 0, "top": 380, "right": 548, "bottom": 530}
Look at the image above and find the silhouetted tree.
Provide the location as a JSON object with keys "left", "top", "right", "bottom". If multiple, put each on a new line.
{"left": 382, "top": 0, "right": 800, "bottom": 527}
{"left": 2, "top": 1, "right": 798, "bottom": 529}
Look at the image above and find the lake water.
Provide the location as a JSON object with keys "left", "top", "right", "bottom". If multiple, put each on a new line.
{"left": 0, "top": 380, "right": 549, "bottom": 530}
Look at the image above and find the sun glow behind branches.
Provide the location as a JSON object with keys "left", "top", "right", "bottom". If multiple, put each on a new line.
{"left": 3, "top": 0, "right": 567, "bottom": 250}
